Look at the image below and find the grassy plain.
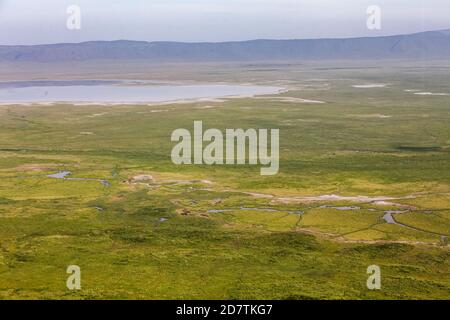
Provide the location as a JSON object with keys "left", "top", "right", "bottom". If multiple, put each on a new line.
{"left": 0, "top": 60, "right": 449, "bottom": 299}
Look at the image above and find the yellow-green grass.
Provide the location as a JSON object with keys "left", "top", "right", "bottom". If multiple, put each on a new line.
{"left": 0, "top": 60, "right": 450, "bottom": 299}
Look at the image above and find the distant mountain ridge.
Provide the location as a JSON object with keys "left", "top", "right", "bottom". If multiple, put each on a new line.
{"left": 1, "top": 29, "right": 449, "bottom": 62}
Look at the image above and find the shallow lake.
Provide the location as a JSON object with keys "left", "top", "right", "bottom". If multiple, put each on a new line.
{"left": 0, "top": 80, "right": 282, "bottom": 104}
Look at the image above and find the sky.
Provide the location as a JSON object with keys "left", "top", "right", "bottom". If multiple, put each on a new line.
{"left": 0, "top": 0, "right": 448, "bottom": 45}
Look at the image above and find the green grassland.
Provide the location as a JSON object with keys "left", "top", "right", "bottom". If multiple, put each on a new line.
{"left": 0, "top": 60, "right": 449, "bottom": 299}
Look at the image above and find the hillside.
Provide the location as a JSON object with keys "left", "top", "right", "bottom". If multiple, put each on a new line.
{"left": 0, "top": 29, "right": 449, "bottom": 62}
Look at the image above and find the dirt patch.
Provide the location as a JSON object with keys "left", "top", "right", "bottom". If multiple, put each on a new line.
{"left": 131, "top": 174, "right": 154, "bottom": 182}
{"left": 255, "top": 96, "right": 325, "bottom": 104}
{"left": 242, "top": 192, "right": 416, "bottom": 209}
{"left": 352, "top": 84, "right": 387, "bottom": 88}
{"left": 196, "top": 105, "right": 223, "bottom": 109}
{"left": 414, "top": 92, "right": 449, "bottom": 96}
{"left": 244, "top": 192, "right": 274, "bottom": 199}
{"left": 348, "top": 114, "right": 392, "bottom": 119}
{"left": 15, "top": 163, "right": 61, "bottom": 172}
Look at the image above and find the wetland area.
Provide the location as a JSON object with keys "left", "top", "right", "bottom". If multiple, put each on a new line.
{"left": 0, "top": 60, "right": 449, "bottom": 299}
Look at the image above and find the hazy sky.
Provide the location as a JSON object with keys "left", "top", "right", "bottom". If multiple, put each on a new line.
{"left": 0, "top": 0, "right": 448, "bottom": 45}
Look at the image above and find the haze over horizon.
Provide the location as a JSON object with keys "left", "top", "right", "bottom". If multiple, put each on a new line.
{"left": 0, "top": 0, "right": 449, "bottom": 45}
